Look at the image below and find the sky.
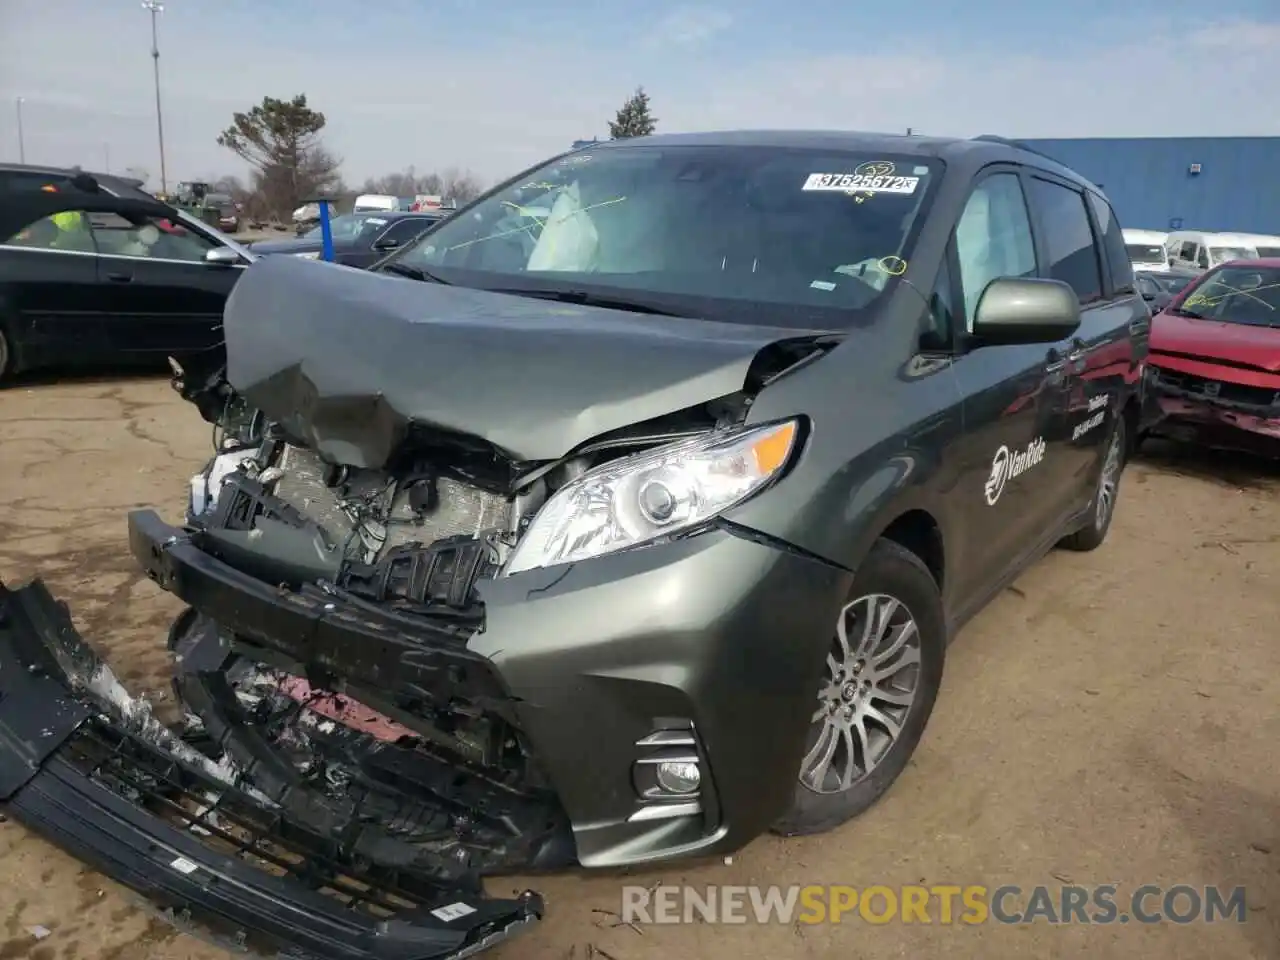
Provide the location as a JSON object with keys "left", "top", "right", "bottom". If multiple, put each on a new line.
{"left": 1, "top": 0, "right": 1278, "bottom": 191}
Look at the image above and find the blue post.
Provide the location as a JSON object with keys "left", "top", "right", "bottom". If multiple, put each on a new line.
{"left": 318, "top": 199, "right": 334, "bottom": 262}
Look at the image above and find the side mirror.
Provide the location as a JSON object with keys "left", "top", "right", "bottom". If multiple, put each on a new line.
{"left": 204, "top": 246, "right": 242, "bottom": 266}
{"left": 372, "top": 237, "right": 402, "bottom": 251}
{"left": 970, "top": 277, "right": 1081, "bottom": 346}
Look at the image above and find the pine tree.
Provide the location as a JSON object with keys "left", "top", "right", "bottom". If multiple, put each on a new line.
{"left": 608, "top": 87, "right": 658, "bottom": 139}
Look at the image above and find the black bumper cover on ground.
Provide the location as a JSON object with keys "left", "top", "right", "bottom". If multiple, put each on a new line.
{"left": 0, "top": 579, "right": 543, "bottom": 960}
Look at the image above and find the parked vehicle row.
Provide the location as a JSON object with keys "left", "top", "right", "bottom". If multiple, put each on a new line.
{"left": 1123, "top": 226, "right": 1280, "bottom": 275}
{"left": 1, "top": 130, "right": 1150, "bottom": 960}
{"left": 292, "top": 195, "right": 458, "bottom": 234}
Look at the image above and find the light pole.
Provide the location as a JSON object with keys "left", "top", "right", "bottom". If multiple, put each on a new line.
{"left": 15, "top": 97, "right": 24, "bottom": 163}
{"left": 142, "top": 0, "right": 167, "bottom": 195}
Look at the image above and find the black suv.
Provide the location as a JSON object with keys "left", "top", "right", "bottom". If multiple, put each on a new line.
{"left": 0, "top": 131, "right": 1149, "bottom": 960}
{"left": 0, "top": 163, "right": 253, "bottom": 382}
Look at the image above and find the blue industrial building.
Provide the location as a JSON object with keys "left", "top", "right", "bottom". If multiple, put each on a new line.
{"left": 1018, "top": 136, "right": 1280, "bottom": 235}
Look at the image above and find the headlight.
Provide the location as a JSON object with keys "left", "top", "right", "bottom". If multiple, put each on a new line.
{"left": 294, "top": 251, "right": 320, "bottom": 259}
{"left": 503, "top": 419, "right": 799, "bottom": 576}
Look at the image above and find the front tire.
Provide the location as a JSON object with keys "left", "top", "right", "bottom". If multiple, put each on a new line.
{"left": 772, "top": 539, "right": 946, "bottom": 837}
{"left": 1059, "top": 414, "right": 1126, "bottom": 552}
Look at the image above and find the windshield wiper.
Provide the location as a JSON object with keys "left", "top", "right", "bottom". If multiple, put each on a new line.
{"left": 379, "top": 261, "right": 450, "bottom": 284}
{"left": 1169, "top": 306, "right": 1208, "bottom": 319}
{"left": 487, "top": 287, "right": 689, "bottom": 317}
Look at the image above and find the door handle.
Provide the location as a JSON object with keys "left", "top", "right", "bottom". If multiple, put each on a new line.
{"left": 105, "top": 271, "right": 133, "bottom": 282}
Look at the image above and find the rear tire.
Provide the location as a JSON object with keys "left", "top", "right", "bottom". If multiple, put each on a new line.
{"left": 1060, "top": 415, "right": 1126, "bottom": 552}
{"left": 772, "top": 539, "right": 946, "bottom": 837}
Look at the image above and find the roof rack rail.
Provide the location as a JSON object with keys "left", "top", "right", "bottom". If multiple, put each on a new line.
{"left": 970, "top": 134, "right": 1056, "bottom": 161}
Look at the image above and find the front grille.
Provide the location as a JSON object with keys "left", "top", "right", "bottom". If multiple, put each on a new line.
{"left": 64, "top": 716, "right": 482, "bottom": 917}
{"left": 1155, "top": 369, "right": 1279, "bottom": 408}
{"left": 273, "top": 445, "right": 508, "bottom": 554}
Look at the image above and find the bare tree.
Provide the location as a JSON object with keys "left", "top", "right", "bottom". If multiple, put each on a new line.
{"left": 440, "top": 168, "right": 484, "bottom": 204}
{"left": 359, "top": 166, "right": 485, "bottom": 205}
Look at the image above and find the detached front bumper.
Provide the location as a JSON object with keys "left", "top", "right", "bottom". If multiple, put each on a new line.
{"left": 127, "top": 508, "right": 852, "bottom": 869}
{"left": 0, "top": 579, "right": 542, "bottom": 960}
{"left": 1147, "top": 374, "right": 1280, "bottom": 456}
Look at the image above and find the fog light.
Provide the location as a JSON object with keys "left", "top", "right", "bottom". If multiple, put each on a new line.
{"left": 655, "top": 760, "right": 701, "bottom": 794}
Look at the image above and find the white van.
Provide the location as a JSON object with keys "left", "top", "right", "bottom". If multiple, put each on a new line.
{"left": 1164, "top": 231, "right": 1259, "bottom": 272}
{"left": 352, "top": 194, "right": 414, "bottom": 214}
{"left": 1122, "top": 228, "right": 1169, "bottom": 273}
{"left": 1230, "top": 232, "right": 1280, "bottom": 258}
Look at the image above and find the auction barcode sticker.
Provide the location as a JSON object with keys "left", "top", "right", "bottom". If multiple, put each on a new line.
{"left": 803, "top": 173, "right": 920, "bottom": 194}
{"left": 431, "top": 902, "right": 478, "bottom": 922}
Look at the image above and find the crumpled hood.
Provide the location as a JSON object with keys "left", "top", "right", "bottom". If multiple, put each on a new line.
{"left": 1152, "top": 311, "right": 1280, "bottom": 372}
{"left": 222, "top": 254, "right": 825, "bottom": 468}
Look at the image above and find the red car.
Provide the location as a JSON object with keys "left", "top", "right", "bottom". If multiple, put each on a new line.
{"left": 1143, "top": 258, "right": 1280, "bottom": 455}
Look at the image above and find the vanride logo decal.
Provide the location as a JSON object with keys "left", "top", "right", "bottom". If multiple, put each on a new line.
{"left": 984, "top": 437, "right": 1046, "bottom": 506}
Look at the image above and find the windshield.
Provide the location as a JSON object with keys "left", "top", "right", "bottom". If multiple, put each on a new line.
{"left": 1126, "top": 243, "right": 1166, "bottom": 264}
{"left": 1178, "top": 265, "right": 1280, "bottom": 327}
{"left": 1208, "top": 246, "right": 1256, "bottom": 265}
{"left": 388, "top": 145, "right": 943, "bottom": 326}
{"left": 304, "top": 213, "right": 389, "bottom": 243}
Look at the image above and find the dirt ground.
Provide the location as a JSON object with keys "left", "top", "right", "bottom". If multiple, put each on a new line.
{"left": 1, "top": 375, "right": 1278, "bottom": 960}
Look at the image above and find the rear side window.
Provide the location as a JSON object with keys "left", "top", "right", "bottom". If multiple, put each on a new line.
{"left": 3, "top": 208, "right": 97, "bottom": 253}
{"left": 0, "top": 171, "right": 78, "bottom": 195}
{"left": 1087, "top": 192, "right": 1135, "bottom": 295}
{"left": 1026, "top": 177, "right": 1102, "bottom": 304}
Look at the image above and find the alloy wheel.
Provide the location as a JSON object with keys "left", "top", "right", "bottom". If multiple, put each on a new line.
{"left": 1096, "top": 425, "right": 1124, "bottom": 530}
{"left": 800, "top": 594, "right": 923, "bottom": 795}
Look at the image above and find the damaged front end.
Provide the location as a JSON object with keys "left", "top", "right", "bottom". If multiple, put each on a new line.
{"left": 0, "top": 579, "right": 544, "bottom": 960}
{"left": 3, "top": 252, "right": 844, "bottom": 957}
{"left": 1147, "top": 362, "right": 1280, "bottom": 455}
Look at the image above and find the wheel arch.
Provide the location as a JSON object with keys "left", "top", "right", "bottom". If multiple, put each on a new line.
{"left": 876, "top": 508, "right": 946, "bottom": 591}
